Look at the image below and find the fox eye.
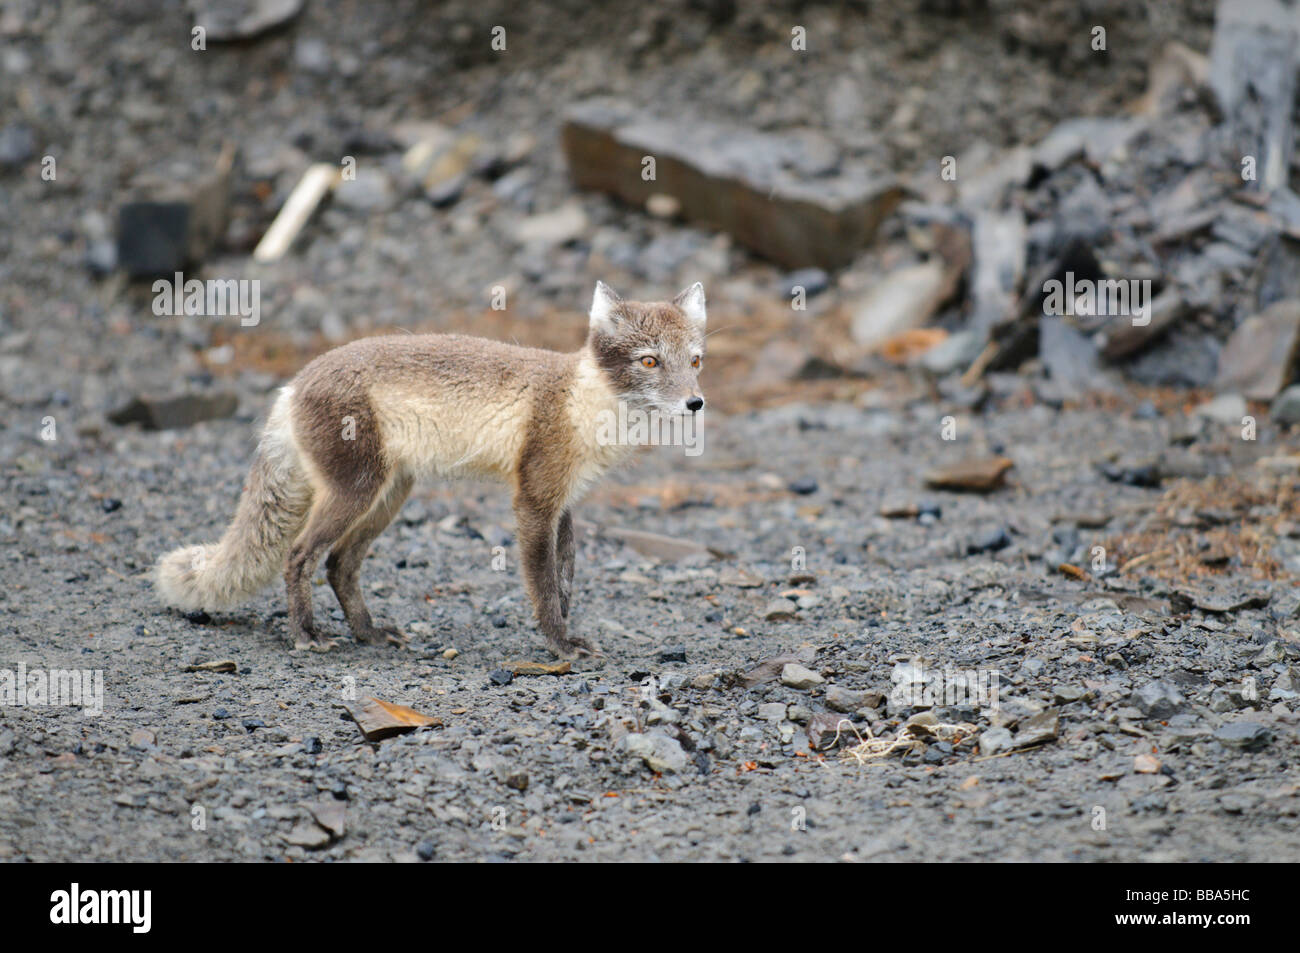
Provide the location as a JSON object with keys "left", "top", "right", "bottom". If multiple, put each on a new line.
{"left": 640, "top": 355, "right": 658, "bottom": 368}
{"left": 691, "top": 355, "right": 701, "bottom": 369}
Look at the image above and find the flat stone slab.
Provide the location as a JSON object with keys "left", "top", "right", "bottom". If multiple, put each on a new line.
{"left": 562, "top": 100, "right": 901, "bottom": 269}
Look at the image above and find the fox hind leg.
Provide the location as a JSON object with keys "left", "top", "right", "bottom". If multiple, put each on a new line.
{"left": 285, "top": 489, "right": 379, "bottom": 651}
{"left": 326, "top": 473, "right": 413, "bottom": 647}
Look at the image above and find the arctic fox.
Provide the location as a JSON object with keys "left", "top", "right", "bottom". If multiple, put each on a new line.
{"left": 155, "top": 282, "right": 707, "bottom": 658}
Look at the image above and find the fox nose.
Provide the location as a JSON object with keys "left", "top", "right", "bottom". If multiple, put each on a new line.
{"left": 686, "top": 396, "right": 704, "bottom": 413}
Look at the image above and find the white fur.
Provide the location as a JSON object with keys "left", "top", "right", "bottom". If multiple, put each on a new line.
{"left": 589, "top": 280, "right": 620, "bottom": 334}
{"left": 371, "top": 385, "right": 529, "bottom": 482}
{"left": 676, "top": 282, "right": 706, "bottom": 328}
{"left": 155, "top": 387, "right": 312, "bottom": 611}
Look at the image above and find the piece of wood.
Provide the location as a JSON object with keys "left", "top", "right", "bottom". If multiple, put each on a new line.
{"left": 252, "top": 163, "right": 340, "bottom": 263}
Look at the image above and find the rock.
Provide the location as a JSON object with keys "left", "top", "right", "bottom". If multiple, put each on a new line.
{"left": 620, "top": 731, "right": 689, "bottom": 774}
{"left": 333, "top": 168, "right": 396, "bottom": 212}
{"left": 1014, "top": 710, "right": 1059, "bottom": 747}
{"left": 1214, "top": 299, "right": 1300, "bottom": 399}
{"left": 340, "top": 696, "right": 441, "bottom": 742}
{"left": 1134, "top": 753, "right": 1161, "bottom": 774}
{"left": 1100, "top": 461, "right": 1163, "bottom": 488}
{"left": 966, "top": 525, "right": 1011, "bottom": 555}
{"left": 489, "top": 669, "right": 514, "bottom": 686}
{"left": 806, "top": 712, "right": 855, "bottom": 750}
{"left": 1193, "top": 393, "right": 1248, "bottom": 426}
{"left": 1170, "top": 587, "right": 1269, "bottom": 614}
{"left": 1100, "top": 289, "right": 1188, "bottom": 360}
{"left": 1213, "top": 722, "right": 1271, "bottom": 751}
{"left": 515, "top": 202, "right": 588, "bottom": 247}
{"left": 108, "top": 392, "right": 238, "bottom": 431}
{"left": 507, "top": 660, "right": 570, "bottom": 677}
{"left": 116, "top": 146, "right": 234, "bottom": 276}
{"left": 825, "top": 685, "right": 871, "bottom": 713}
{"left": 780, "top": 268, "right": 830, "bottom": 299}
{"left": 924, "top": 456, "right": 1014, "bottom": 493}
{"left": 645, "top": 193, "right": 681, "bottom": 218}
{"left": 757, "top": 702, "right": 787, "bottom": 722}
{"left": 1272, "top": 385, "right": 1300, "bottom": 424}
{"left": 918, "top": 329, "right": 982, "bottom": 375}
{"left": 292, "top": 37, "right": 331, "bottom": 74}
{"left": 780, "top": 663, "right": 824, "bottom": 690}
{"left": 415, "top": 840, "right": 436, "bottom": 861}
{"left": 1130, "top": 680, "right": 1186, "bottom": 719}
{"left": 304, "top": 800, "right": 346, "bottom": 838}
{"left": 283, "top": 819, "right": 332, "bottom": 849}
{"left": 764, "top": 598, "right": 798, "bottom": 621}
{"left": 658, "top": 645, "right": 687, "bottom": 663}
{"left": 787, "top": 478, "right": 818, "bottom": 495}
{"left": 967, "top": 210, "right": 1026, "bottom": 337}
{"left": 1208, "top": 0, "right": 1297, "bottom": 193}
{"left": 738, "top": 648, "right": 817, "bottom": 688}
{"left": 194, "top": 0, "right": 304, "bottom": 42}
{"left": 1269, "top": 665, "right": 1300, "bottom": 701}
{"left": 850, "top": 260, "right": 952, "bottom": 348}
{"left": 979, "top": 726, "right": 1014, "bottom": 756}
{"left": 604, "top": 527, "right": 714, "bottom": 563}
{"left": 562, "top": 100, "right": 901, "bottom": 269}
{"left": 0, "top": 122, "right": 36, "bottom": 168}
{"left": 719, "top": 566, "right": 764, "bottom": 588}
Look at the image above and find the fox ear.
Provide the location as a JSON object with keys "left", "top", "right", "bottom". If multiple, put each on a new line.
{"left": 674, "top": 282, "right": 706, "bottom": 329}
{"left": 589, "top": 281, "right": 623, "bottom": 334}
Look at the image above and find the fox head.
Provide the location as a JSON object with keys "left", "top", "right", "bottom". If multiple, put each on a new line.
{"left": 586, "top": 281, "right": 706, "bottom": 416}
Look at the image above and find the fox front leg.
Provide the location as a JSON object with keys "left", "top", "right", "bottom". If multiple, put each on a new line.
{"left": 516, "top": 501, "right": 592, "bottom": 659}
{"left": 556, "top": 509, "right": 575, "bottom": 620}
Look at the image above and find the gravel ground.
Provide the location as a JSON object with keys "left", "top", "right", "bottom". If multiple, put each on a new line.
{"left": 4, "top": 0, "right": 1299, "bottom": 864}
{"left": 3, "top": 380, "right": 1300, "bottom": 862}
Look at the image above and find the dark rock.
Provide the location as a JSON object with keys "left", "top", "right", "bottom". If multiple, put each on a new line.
{"left": 0, "top": 123, "right": 36, "bottom": 168}
{"left": 562, "top": 100, "right": 901, "bottom": 269}
{"left": 489, "top": 669, "right": 514, "bottom": 686}
{"left": 967, "top": 525, "right": 1011, "bottom": 555}
{"left": 108, "top": 392, "right": 238, "bottom": 431}
{"left": 1130, "top": 680, "right": 1186, "bottom": 719}
{"left": 1213, "top": 722, "right": 1271, "bottom": 751}
{"left": 658, "top": 645, "right": 687, "bottom": 663}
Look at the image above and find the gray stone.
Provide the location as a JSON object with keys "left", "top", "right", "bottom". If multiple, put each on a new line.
{"left": 979, "top": 726, "right": 1014, "bottom": 756}
{"left": 780, "top": 663, "right": 824, "bottom": 690}
{"left": 1213, "top": 722, "right": 1271, "bottom": 751}
{"left": 1271, "top": 385, "right": 1300, "bottom": 424}
{"left": 1130, "top": 680, "right": 1186, "bottom": 719}
{"left": 620, "top": 731, "right": 689, "bottom": 774}
{"left": 562, "top": 100, "right": 901, "bottom": 269}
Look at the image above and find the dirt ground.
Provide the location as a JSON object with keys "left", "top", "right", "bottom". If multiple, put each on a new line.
{"left": 4, "top": 0, "right": 1300, "bottom": 863}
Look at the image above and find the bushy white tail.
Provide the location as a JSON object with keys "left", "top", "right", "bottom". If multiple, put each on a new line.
{"left": 155, "top": 391, "right": 312, "bottom": 612}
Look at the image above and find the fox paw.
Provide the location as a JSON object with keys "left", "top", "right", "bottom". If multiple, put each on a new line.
{"left": 355, "top": 623, "right": 408, "bottom": 648}
{"left": 545, "top": 634, "right": 598, "bottom": 660}
{"left": 292, "top": 626, "right": 339, "bottom": 653}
